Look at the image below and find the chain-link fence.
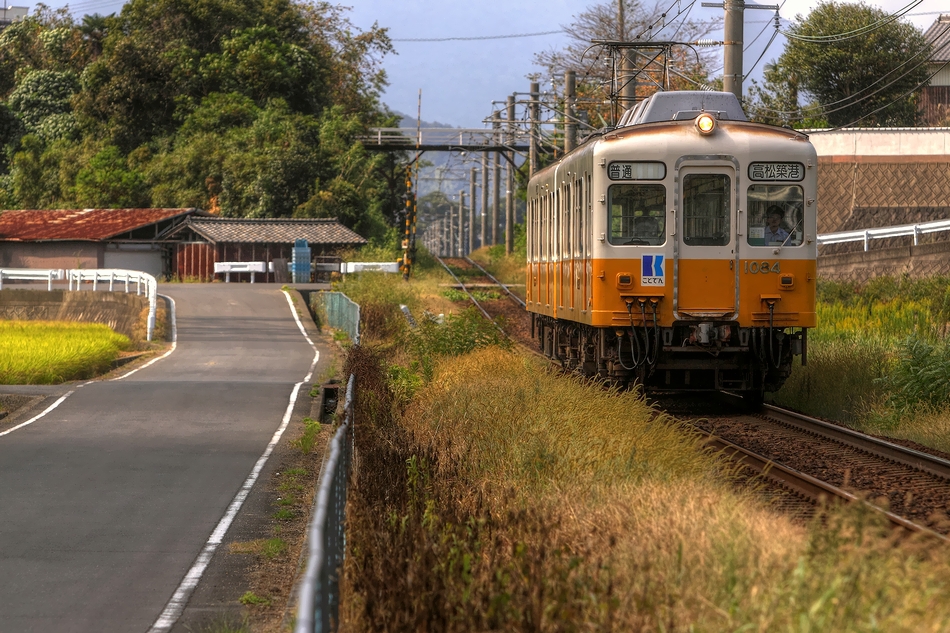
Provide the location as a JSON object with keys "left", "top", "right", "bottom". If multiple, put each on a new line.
{"left": 295, "top": 374, "right": 355, "bottom": 633}
{"left": 310, "top": 291, "right": 360, "bottom": 345}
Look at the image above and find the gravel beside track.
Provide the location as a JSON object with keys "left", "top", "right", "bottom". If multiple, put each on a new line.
{"left": 677, "top": 398, "right": 950, "bottom": 534}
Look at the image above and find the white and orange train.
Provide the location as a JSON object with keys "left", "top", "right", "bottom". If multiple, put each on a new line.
{"left": 526, "top": 90, "right": 817, "bottom": 401}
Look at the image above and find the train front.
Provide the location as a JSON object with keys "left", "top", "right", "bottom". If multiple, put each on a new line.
{"left": 590, "top": 91, "right": 817, "bottom": 399}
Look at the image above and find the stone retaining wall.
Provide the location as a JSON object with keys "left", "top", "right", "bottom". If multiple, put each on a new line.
{"left": 0, "top": 289, "right": 147, "bottom": 339}
{"left": 818, "top": 241, "right": 950, "bottom": 284}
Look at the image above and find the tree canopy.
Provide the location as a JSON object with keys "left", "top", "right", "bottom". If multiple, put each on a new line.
{"left": 0, "top": 0, "right": 406, "bottom": 241}
{"left": 746, "top": 1, "right": 931, "bottom": 127}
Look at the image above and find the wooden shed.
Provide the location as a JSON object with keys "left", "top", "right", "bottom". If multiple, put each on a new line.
{"left": 163, "top": 217, "right": 367, "bottom": 282}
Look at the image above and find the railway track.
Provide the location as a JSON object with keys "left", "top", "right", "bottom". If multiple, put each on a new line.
{"left": 434, "top": 256, "right": 533, "bottom": 346}
{"left": 432, "top": 257, "right": 950, "bottom": 540}
{"left": 676, "top": 395, "right": 950, "bottom": 541}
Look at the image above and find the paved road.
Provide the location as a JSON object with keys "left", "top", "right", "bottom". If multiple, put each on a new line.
{"left": 0, "top": 284, "right": 322, "bottom": 632}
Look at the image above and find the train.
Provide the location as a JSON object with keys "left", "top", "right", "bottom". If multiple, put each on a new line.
{"left": 525, "top": 90, "right": 817, "bottom": 402}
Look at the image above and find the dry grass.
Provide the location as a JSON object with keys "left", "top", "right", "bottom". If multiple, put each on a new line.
{"left": 342, "top": 344, "right": 950, "bottom": 631}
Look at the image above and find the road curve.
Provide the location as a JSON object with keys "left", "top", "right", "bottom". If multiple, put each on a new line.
{"left": 0, "top": 284, "right": 323, "bottom": 633}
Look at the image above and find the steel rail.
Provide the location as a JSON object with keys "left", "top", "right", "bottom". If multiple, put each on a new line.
{"left": 763, "top": 404, "right": 950, "bottom": 481}
{"left": 699, "top": 429, "right": 949, "bottom": 542}
{"left": 434, "top": 256, "right": 505, "bottom": 335}
{"left": 463, "top": 256, "right": 526, "bottom": 308}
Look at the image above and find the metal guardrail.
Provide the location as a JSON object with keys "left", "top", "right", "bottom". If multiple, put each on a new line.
{"left": 296, "top": 374, "right": 355, "bottom": 633}
{"left": 0, "top": 268, "right": 65, "bottom": 291}
{"left": 311, "top": 291, "right": 361, "bottom": 345}
{"left": 67, "top": 269, "right": 158, "bottom": 342}
{"left": 0, "top": 268, "right": 158, "bottom": 342}
{"left": 817, "top": 219, "right": 950, "bottom": 251}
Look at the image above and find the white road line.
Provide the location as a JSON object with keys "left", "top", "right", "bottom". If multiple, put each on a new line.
{"left": 113, "top": 294, "right": 178, "bottom": 380}
{"left": 148, "top": 289, "right": 320, "bottom": 632}
{"left": 283, "top": 289, "right": 320, "bottom": 382}
{"left": 0, "top": 392, "right": 74, "bottom": 438}
{"left": 0, "top": 294, "right": 179, "bottom": 439}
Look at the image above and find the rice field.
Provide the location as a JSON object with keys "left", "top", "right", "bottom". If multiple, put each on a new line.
{"left": 0, "top": 321, "right": 130, "bottom": 384}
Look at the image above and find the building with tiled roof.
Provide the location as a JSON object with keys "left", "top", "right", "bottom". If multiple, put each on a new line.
{"left": 0, "top": 208, "right": 202, "bottom": 276}
{"left": 163, "top": 217, "right": 367, "bottom": 281}
{"left": 921, "top": 14, "right": 950, "bottom": 125}
{"left": 0, "top": 210, "right": 367, "bottom": 281}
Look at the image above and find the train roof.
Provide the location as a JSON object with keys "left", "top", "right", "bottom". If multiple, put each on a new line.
{"left": 618, "top": 91, "right": 748, "bottom": 127}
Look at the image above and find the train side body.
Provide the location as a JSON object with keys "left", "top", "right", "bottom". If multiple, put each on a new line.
{"left": 526, "top": 91, "right": 817, "bottom": 396}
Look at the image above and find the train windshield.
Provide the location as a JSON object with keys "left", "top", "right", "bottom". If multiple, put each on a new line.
{"left": 683, "top": 174, "right": 730, "bottom": 246}
{"left": 746, "top": 185, "right": 804, "bottom": 247}
{"left": 607, "top": 184, "right": 666, "bottom": 245}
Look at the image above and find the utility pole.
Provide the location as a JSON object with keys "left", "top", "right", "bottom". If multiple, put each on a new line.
{"left": 565, "top": 70, "right": 577, "bottom": 153}
{"left": 469, "top": 167, "right": 477, "bottom": 253}
{"left": 529, "top": 81, "right": 539, "bottom": 177}
{"left": 458, "top": 190, "right": 466, "bottom": 256}
{"left": 481, "top": 152, "right": 488, "bottom": 249}
{"left": 703, "top": 0, "right": 779, "bottom": 101}
{"left": 448, "top": 206, "right": 454, "bottom": 257}
{"left": 505, "top": 95, "right": 515, "bottom": 256}
{"left": 400, "top": 166, "right": 416, "bottom": 280}
{"left": 618, "top": 0, "right": 636, "bottom": 114}
{"left": 492, "top": 111, "right": 501, "bottom": 247}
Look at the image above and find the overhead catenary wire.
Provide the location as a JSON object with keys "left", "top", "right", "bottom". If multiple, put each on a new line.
{"left": 819, "top": 54, "right": 950, "bottom": 130}
{"left": 782, "top": 0, "right": 922, "bottom": 42}
{"left": 392, "top": 29, "right": 565, "bottom": 42}
{"left": 754, "top": 23, "right": 950, "bottom": 120}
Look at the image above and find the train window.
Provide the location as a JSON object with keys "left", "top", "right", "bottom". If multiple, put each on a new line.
{"left": 746, "top": 185, "right": 804, "bottom": 247}
{"left": 607, "top": 184, "right": 666, "bottom": 246}
{"left": 683, "top": 174, "right": 730, "bottom": 246}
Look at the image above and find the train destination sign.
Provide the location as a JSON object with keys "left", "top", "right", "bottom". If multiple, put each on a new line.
{"left": 748, "top": 162, "right": 805, "bottom": 181}
{"left": 608, "top": 161, "right": 666, "bottom": 181}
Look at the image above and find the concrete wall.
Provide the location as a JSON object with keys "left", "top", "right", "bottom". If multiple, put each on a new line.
{"left": 0, "top": 242, "right": 102, "bottom": 269}
{"left": 0, "top": 289, "right": 148, "bottom": 339}
{"left": 818, "top": 241, "right": 950, "bottom": 284}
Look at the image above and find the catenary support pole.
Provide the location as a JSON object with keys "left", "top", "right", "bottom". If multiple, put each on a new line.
{"left": 506, "top": 95, "right": 515, "bottom": 256}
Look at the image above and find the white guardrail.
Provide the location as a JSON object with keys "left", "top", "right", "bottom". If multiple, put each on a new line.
{"left": 817, "top": 219, "right": 950, "bottom": 251}
{"left": 0, "top": 268, "right": 158, "bottom": 341}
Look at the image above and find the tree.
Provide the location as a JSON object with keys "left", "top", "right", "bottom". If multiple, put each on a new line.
{"left": 749, "top": 1, "right": 930, "bottom": 127}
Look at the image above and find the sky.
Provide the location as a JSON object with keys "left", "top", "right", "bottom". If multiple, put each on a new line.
{"left": 22, "top": 0, "right": 950, "bottom": 128}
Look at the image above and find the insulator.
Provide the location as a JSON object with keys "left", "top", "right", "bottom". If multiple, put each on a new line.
{"left": 695, "top": 39, "right": 721, "bottom": 47}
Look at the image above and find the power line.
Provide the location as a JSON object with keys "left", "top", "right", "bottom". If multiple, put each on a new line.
{"left": 782, "top": 0, "right": 922, "bottom": 42}
{"left": 392, "top": 29, "right": 564, "bottom": 43}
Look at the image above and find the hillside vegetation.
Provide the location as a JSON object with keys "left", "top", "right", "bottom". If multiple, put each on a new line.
{"left": 0, "top": 0, "right": 407, "bottom": 241}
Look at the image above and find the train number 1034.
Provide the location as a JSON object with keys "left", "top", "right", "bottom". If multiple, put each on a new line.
{"left": 743, "top": 261, "right": 781, "bottom": 274}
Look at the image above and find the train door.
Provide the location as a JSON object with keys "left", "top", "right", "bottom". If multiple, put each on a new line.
{"left": 674, "top": 164, "right": 738, "bottom": 318}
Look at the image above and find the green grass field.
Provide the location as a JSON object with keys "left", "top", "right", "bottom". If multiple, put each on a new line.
{"left": 0, "top": 321, "right": 130, "bottom": 384}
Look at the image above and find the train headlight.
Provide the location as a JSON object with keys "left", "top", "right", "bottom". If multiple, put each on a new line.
{"left": 696, "top": 113, "right": 716, "bottom": 135}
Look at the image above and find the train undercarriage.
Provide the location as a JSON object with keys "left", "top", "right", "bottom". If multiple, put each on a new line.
{"left": 531, "top": 314, "right": 805, "bottom": 402}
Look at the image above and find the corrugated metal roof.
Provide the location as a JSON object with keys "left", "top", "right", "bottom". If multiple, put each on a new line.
{"left": 177, "top": 217, "right": 368, "bottom": 245}
{"left": 924, "top": 15, "right": 950, "bottom": 63}
{"left": 0, "top": 208, "right": 199, "bottom": 241}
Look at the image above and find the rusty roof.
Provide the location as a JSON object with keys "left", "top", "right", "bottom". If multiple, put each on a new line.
{"left": 925, "top": 15, "right": 950, "bottom": 63}
{"left": 171, "top": 217, "right": 367, "bottom": 245}
{"left": 0, "top": 208, "right": 200, "bottom": 241}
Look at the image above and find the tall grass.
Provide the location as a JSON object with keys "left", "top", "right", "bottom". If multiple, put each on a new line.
{"left": 772, "top": 277, "right": 950, "bottom": 428}
{"left": 0, "top": 321, "right": 129, "bottom": 384}
{"left": 344, "top": 344, "right": 950, "bottom": 631}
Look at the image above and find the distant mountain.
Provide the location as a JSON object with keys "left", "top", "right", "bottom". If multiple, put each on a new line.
{"left": 389, "top": 111, "right": 479, "bottom": 199}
